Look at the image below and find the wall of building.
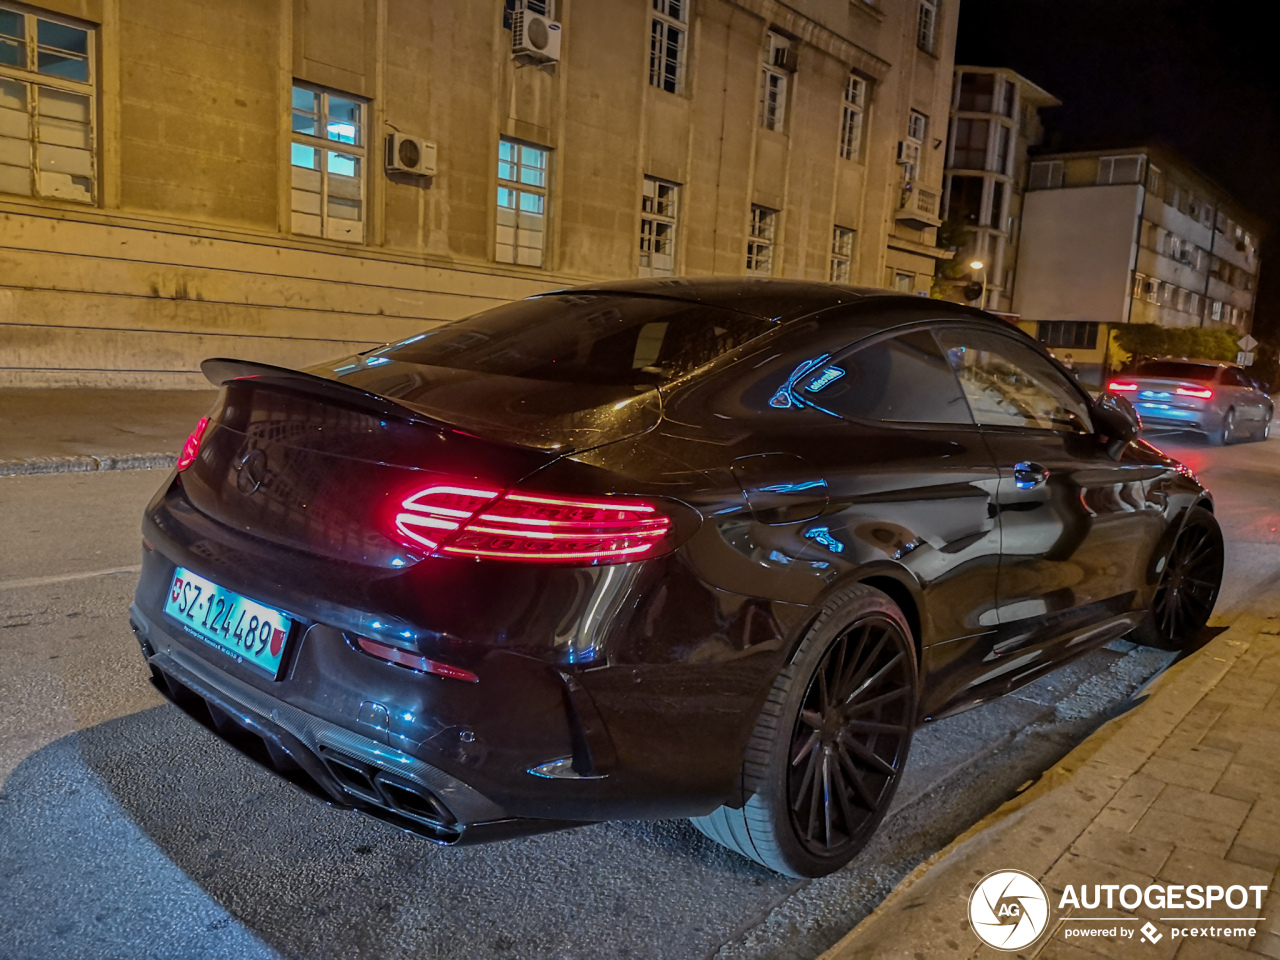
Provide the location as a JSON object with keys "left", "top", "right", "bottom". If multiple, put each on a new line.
{"left": 0, "top": 0, "right": 959, "bottom": 388}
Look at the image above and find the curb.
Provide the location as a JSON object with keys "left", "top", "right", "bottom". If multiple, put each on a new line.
{"left": 817, "top": 617, "right": 1259, "bottom": 960}
{"left": 0, "top": 453, "right": 177, "bottom": 477}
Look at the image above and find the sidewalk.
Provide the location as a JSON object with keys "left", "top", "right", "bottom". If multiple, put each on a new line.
{"left": 0, "top": 388, "right": 216, "bottom": 475}
{"left": 820, "top": 616, "right": 1280, "bottom": 960}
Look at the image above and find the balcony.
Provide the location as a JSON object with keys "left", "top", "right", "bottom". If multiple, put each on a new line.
{"left": 896, "top": 184, "right": 942, "bottom": 229}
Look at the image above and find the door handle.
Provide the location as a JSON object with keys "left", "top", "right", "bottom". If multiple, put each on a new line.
{"left": 1013, "top": 461, "right": 1050, "bottom": 489}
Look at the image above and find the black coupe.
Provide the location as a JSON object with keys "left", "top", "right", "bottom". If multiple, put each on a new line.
{"left": 130, "top": 279, "right": 1221, "bottom": 878}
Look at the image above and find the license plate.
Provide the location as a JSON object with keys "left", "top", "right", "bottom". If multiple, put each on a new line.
{"left": 164, "top": 567, "right": 294, "bottom": 678}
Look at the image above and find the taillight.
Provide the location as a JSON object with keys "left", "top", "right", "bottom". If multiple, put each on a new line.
{"left": 1107, "top": 381, "right": 1138, "bottom": 392}
{"left": 391, "top": 482, "right": 675, "bottom": 565}
{"left": 176, "top": 417, "right": 209, "bottom": 472}
{"left": 1176, "top": 386, "right": 1213, "bottom": 399}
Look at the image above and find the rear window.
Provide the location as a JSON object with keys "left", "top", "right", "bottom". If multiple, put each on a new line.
{"left": 1134, "top": 361, "right": 1218, "bottom": 382}
{"left": 379, "top": 294, "right": 776, "bottom": 387}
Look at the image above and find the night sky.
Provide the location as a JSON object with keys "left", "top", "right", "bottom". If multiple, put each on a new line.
{"left": 956, "top": 0, "right": 1280, "bottom": 342}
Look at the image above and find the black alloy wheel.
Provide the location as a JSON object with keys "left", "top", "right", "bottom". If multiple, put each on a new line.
{"left": 787, "top": 616, "right": 915, "bottom": 856}
{"left": 1133, "top": 506, "right": 1224, "bottom": 650}
{"left": 690, "top": 584, "right": 918, "bottom": 878}
{"left": 1209, "top": 409, "right": 1235, "bottom": 446}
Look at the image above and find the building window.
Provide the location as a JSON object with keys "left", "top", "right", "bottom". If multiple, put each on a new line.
{"left": 901, "top": 110, "right": 926, "bottom": 181}
{"left": 893, "top": 271, "right": 915, "bottom": 293}
{"left": 1027, "top": 160, "right": 1062, "bottom": 190}
{"left": 956, "top": 72, "right": 994, "bottom": 112}
{"left": 0, "top": 5, "right": 95, "bottom": 202}
{"left": 496, "top": 138, "right": 549, "bottom": 266}
{"left": 649, "top": 0, "right": 687, "bottom": 95}
{"left": 950, "top": 118, "right": 988, "bottom": 170}
{"left": 917, "top": 0, "right": 938, "bottom": 52}
{"left": 992, "top": 124, "right": 1010, "bottom": 174}
{"left": 1037, "top": 321, "right": 1098, "bottom": 350}
{"left": 1097, "top": 155, "right": 1143, "bottom": 185}
{"left": 759, "top": 32, "right": 792, "bottom": 132}
{"left": 639, "top": 176, "right": 678, "bottom": 276}
{"left": 290, "top": 84, "right": 365, "bottom": 242}
{"left": 746, "top": 204, "right": 776, "bottom": 275}
{"left": 947, "top": 174, "right": 983, "bottom": 225}
{"left": 830, "top": 225, "right": 855, "bottom": 282}
{"left": 839, "top": 74, "right": 865, "bottom": 160}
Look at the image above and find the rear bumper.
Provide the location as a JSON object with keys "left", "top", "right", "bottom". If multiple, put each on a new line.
{"left": 1134, "top": 401, "right": 1215, "bottom": 433}
{"left": 129, "top": 602, "right": 595, "bottom": 843}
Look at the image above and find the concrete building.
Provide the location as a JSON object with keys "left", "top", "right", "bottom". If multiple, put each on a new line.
{"left": 0, "top": 0, "right": 958, "bottom": 389}
{"left": 939, "top": 65, "right": 1057, "bottom": 314}
{"left": 1013, "top": 146, "right": 1263, "bottom": 384}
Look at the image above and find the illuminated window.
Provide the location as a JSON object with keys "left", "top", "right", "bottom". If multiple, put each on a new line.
{"left": 760, "top": 32, "right": 792, "bottom": 132}
{"left": 649, "top": 0, "right": 687, "bottom": 95}
{"left": 917, "top": 0, "right": 938, "bottom": 53}
{"left": 290, "top": 84, "right": 365, "bottom": 242}
{"left": 0, "top": 5, "right": 94, "bottom": 202}
{"left": 746, "top": 205, "right": 776, "bottom": 275}
{"left": 839, "top": 74, "right": 866, "bottom": 160}
{"left": 830, "top": 226, "right": 855, "bottom": 282}
{"left": 639, "top": 176, "right": 678, "bottom": 276}
{"left": 496, "top": 138, "right": 549, "bottom": 266}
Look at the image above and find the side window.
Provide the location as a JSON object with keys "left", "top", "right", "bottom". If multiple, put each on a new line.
{"left": 935, "top": 327, "right": 1093, "bottom": 433}
{"left": 1222, "top": 368, "right": 1248, "bottom": 388}
{"left": 797, "top": 329, "right": 974, "bottom": 424}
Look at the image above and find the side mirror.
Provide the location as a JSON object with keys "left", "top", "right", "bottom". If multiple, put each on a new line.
{"left": 1093, "top": 390, "right": 1141, "bottom": 443}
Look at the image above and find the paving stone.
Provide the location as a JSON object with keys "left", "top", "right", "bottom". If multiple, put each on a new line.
{"left": 1133, "top": 809, "right": 1237, "bottom": 858}
{"left": 1150, "top": 784, "right": 1252, "bottom": 828}
{"left": 1141, "top": 756, "right": 1224, "bottom": 792}
{"left": 1251, "top": 932, "right": 1280, "bottom": 960}
{"left": 1152, "top": 740, "right": 1237, "bottom": 773}
{"left": 1051, "top": 916, "right": 1176, "bottom": 960}
{"left": 1216, "top": 763, "right": 1280, "bottom": 804}
{"left": 1236, "top": 812, "right": 1280, "bottom": 857}
{"left": 1171, "top": 703, "right": 1227, "bottom": 742}
{"left": 1071, "top": 822, "right": 1174, "bottom": 876}
{"left": 1173, "top": 938, "right": 1258, "bottom": 960}
{"left": 1038, "top": 939, "right": 1108, "bottom": 960}
{"left": 1234, "top": 740, "right": 1280, "bottom": 775}
{"left": 1227, "top": 843, "right": 1280, "bottom": 874}
{"left": 1158, "top": 844, "right": 1273, "bottom": 892}
{"left": 1093, "top": 774, "right": 1167, "bottom": 833}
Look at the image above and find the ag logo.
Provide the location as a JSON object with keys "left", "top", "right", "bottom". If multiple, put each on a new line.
{"left": 968, "top": 869, "right": 1050, "bottom": 951}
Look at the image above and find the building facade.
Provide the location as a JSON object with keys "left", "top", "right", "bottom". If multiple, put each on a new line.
{"left": 0, "top": 0, "right": 958, "bottom": 388}
{"left": 1014, "top": 147, "right": 1263, "bottom": 384}
{"left": 939, "top": 65, "right": 1057, "bottom": 314}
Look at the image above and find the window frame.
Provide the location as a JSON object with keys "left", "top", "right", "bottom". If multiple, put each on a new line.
{"left": 639, "top": 174, "right": 679, "bottom": 277}
{"left": 495, "top": 136, "right": 551, "bottom": 267}
{"left": 830, "top": 225, "right": 855, "bottom": 283}
{"left": 917, "top": 0, "right": 938, "bottom": 53}
{"left": 0, "top": 3, "right": 96, "bottom": 204}
{"left": 649, "top": 0, "right": 688, "bottom": 96}
{"left": 289, "top": 82, "right": 367, "bottom": 243}
{"left": 759, "top": 31, "right": 791, "bottom": 132}
{"left": 746, "top": 204, "right": 777, "bottom": 275}
{"left": 839, "top": 73, "right": 866, "bottom": 161}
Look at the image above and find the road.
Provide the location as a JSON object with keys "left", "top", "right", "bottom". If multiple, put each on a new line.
{"left": 1, "top": 431, "right": 1277, "bottom": 960}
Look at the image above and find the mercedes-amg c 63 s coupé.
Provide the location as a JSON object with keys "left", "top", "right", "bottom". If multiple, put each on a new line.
{"left": 130, "top": 279, "right": 1222, "bottom": 878}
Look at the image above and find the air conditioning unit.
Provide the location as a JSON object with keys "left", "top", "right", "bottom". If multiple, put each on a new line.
{"left": 385, "top": 133, "right": 437, "bottom": 177}
{"left": 895, "top": 140, "right": 911, "bottom": 163}
{"left": 512, "top": 9, "right": 562, "bottom": 63}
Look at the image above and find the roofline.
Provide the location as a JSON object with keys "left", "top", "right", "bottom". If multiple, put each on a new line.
{"left": 952, "top": 64, "right": 1061, "bottom": 107}
{"left": 1027, "top": 144, "right": 1267, "bottom": 233}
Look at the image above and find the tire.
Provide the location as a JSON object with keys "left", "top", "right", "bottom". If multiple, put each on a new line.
{"left": 1130, "top": 506, "right": 1224, "bottom": 650}
{"left": 690, "top": 584, "right": 918, "bottom": 878}
{"left": 1207, "top": 409, "right": 1234, "bottom": 446}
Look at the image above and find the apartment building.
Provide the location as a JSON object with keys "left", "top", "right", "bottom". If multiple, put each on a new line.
{"left": 939, "top": 65, "right": 1057, "bottom": 314}
{"left": 1014, "top": 147, "right": 1263, "bottom": 383}
{"left": 0, "top": 0, "right": 958, "bottom": 388}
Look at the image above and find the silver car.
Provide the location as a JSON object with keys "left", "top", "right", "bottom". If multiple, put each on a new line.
{"left": 1108, "top": 359, "right": 1273, "bottom": 445}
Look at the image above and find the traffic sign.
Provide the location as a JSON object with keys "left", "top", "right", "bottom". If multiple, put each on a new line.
{"left": 1237, "top": 350, "right": 1255, "bottom": 367}
{"left": 1238, "top": 334, "right": 1258, "bottom": 351}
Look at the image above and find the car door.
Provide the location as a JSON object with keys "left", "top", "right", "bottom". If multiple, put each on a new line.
{"left": 934, "top": 325, "right": 1166, "bottom": 674}
{"left": 1222, "top": 367, "right": 1263, "bottom": 427}
{"left": 786, "top": 325, "right": 1005, "bottom": 718}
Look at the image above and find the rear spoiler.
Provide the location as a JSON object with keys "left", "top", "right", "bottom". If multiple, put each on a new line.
{"left": 200, "top": 358, "right": 457, "bottom": 431}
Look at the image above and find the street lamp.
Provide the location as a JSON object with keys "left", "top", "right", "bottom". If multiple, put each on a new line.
{"left": 969, "top": 260, "right": 987, "bottom": 307}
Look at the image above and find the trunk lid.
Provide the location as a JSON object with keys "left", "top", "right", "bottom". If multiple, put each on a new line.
{"left": 181, "top": 359, "right": 660, "bottom": 567}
